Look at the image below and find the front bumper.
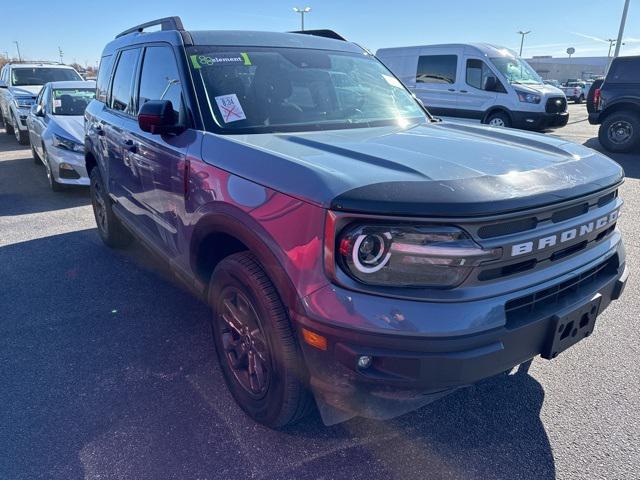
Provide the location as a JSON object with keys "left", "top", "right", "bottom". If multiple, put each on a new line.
{"left": 48, "top": 147, "right": 89, "bottom": 186}
{"left": 511, "top": 111, "right": 569, "bottom": 131}
{"left": 297, "top": 244, "right": 627, "bottom": 425}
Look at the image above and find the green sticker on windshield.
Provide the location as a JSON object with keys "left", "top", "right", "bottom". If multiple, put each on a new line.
{"left": 190, "top": 53, "right": 251, "bottom": 69}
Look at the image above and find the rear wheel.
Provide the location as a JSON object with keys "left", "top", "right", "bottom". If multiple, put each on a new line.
{"left": 484, "top": 111, "right": 511, "bottom": 128}
{"left": 90, "top": 167, "right": 132, "bottom": 248}
{"left": 31, "top": 144, "right": 41, "bottom": 164}
{"left": 209, "top": 252, "right": 313, "bottom": 428}
{"left": 576, "top": 95, "right": 584, "bottom": 104}
{"left": 598, "top": 111, "right": 640, "bottom": 154}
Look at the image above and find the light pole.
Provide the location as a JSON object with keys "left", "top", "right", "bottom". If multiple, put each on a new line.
{"left": 517, "top": 30, "right": 531, "bottom": 57}
{"left": 613, "top": 0, "right": 631, "bottom": 59}
{"left": 58, "top": 47, "right": 64, "bottom": 64}
{"left": 293, "top": 7, "right": 311, "bottom": 31}
{"left": 13, "top": 41, "right": 22, "bottom": 62}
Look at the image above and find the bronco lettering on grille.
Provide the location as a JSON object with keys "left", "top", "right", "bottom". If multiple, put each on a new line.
{"left": 510, "top": 209, "right": 619, "bottom": 257}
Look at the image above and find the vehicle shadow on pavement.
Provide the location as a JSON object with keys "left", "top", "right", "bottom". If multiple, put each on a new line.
{"left": 0, "top": 156, "right": 90, "bottom": 216}
{"left": 1, "top": 228, "right": 556, "bottom": 480}
{"left": 583, "top": 138, "right": 640, "bottom": 179}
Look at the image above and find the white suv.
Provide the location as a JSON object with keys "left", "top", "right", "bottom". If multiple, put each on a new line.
{"left": 0, "top": 63, "right": 82, "bottom": 144}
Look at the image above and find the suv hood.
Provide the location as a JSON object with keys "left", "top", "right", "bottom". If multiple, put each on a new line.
{"left": 204, "top": 121, "right": 623, "bottom": 217}
{"left": 9, "top": 85, "right": 42, "bottom": 96}
{"left": 514, "top": 83, "right": 564, "bottom": 97}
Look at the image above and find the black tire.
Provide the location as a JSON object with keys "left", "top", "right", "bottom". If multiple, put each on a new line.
{"left": 209, "top": 252, "right": 313, "bottom": 428}
{"left": 575, "top": 95, "right": 584, "bottom": 104}
{"left": 484, "top": 111, "right": 511, "bottom": 128}
{"left": 15, "top": 126, "right": 29, "bottom": 145}
{"left": 587, "top": 80, "right": 604, "bottom": 114}
{"left": 89, "top": 167, "right": 133, "bottom": 248}
{"left": 4, "top": 114, "right": 15, "bottom": 135}
{"left": 43, "top": 150, "right": 64, "bottom": 192}
{"left": 598, "top": 111, "right": 640, "bottom": 154}
{"left": 31, "top": 144, "right": 41, "bottom": 164}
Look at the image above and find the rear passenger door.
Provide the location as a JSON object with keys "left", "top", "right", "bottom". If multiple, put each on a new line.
{"left": 413, "top": 51, "right": 461, "bottom": 115}
{"left": 128, "top": 44, "right": 193, "bottom": 259}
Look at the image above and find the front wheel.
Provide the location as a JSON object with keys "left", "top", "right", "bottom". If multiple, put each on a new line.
{"left": 484, "top": 111, "right": 511, "bottom": 128}
{"left": 4, "top": 114, "right": 15, "bottom": 135}
{"left": 13, "top": 116, "right": 29, "bottom": 145}
{"left": 44, "top": 150, "right": 63, "bottom": 192}
{"left": 209, "top": 252, "right": 313, "bottom": 428}
{"left": 90, "top": 168, "right": 132, "bottom": 248}
{"left": 598, "top": 111, "right": 640, "bottom": 154}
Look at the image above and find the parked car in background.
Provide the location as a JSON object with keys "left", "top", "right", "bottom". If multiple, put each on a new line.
{"left": 544, "top": 79, "right": 561, "bottom": 88}
{"left": 376, "top": 43, "right": 568, "bottom": 130}
{"left": 86, "top": 17, "right": 627, "bottom": 428}
{"left": 589, "top": 55, "right": 640, "bottom": 153}
{"left": 0, "top": 62, "right": 83, "bottom": 144}
{"left": 27, "top": 81, "right": 95, "bottom": 190}
{"left": 562, "top": 81, "right": 591, "bottom": 104}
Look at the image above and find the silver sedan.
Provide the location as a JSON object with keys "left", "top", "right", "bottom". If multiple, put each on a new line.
{"left": 27, "top": 80, "right": 95, "bottom": 191}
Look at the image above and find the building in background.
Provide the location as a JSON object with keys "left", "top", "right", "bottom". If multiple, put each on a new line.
{"left": 526, "top": 56, "right": 609, "bottom": 83}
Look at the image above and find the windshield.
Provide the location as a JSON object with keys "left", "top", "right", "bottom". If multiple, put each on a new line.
{"left": 11, "top": 68, "right": 82, "bottom": 86}
{"left": 188, "top": 47, "right": 427, "bottom": 133}
{"left": 52, "top": 88, "right": 95, "bottom": 116}
{"left": 490, "top": 56, "right": 542, "bottom": 85}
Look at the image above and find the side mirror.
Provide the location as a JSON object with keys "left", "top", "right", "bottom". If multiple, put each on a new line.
{"left": 32, "top": 104, "right": 45, "bottom": 117}
{"left": 484, "top": 76, "right": 498, "bottom": 92}
{"left": 0, "top": 80, "right": 8, "bottom": 89}
{"left": 138, "top": 100, "right": 181, "bottom": 135}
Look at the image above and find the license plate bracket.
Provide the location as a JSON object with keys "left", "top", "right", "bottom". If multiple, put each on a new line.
{"left": 541, "top": 293, "right": 602, "bottom": 360}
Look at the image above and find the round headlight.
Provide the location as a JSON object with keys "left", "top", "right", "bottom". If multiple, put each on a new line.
{"left": 352, "top": 232, "right": 392, "bottom": 273}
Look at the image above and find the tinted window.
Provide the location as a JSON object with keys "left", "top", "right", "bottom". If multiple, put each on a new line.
{"left": 96, "top": 55, "right": 114, "bottom": 103}
{"left": 110, "top": 49, "right": 140, "bottom": 113}
{"left": 10, "top": 67, "right": 81, "bottom": 86}
{"left": 416, "top": 55, "right": 457, "bottom": 84}
{"left": 608, "top": 59, "right": 640, "bottom": 83}
{"left": 137, "top": 46, "right": 183, "bottom": 116}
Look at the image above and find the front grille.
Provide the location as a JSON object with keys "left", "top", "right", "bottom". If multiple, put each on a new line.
{"left": 545, "top": 96, "right": 567, "bottom": 113}
{"left": 477, "top": 190, "right": 617, "bottom": 239}
{"left": 504, "top": 254, "right": 619, "bottom": 325}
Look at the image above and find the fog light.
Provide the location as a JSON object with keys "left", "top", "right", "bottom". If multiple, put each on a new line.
{"left": 59, "top": 163, "right": 74, "bottom": 170}
{"left": 357, "top": 355, "right": 372, "bottom": 369}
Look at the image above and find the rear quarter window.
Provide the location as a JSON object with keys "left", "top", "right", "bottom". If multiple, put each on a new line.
{"left": 96, "top": 55, "right": 114, "bottom": 103}
{"left": 608, "top": 58, "right": 640, "bottom": 83}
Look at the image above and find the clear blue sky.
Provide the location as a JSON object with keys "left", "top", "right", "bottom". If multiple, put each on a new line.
{"left": 1, "top": 0, "right": 638, "bottom": 67}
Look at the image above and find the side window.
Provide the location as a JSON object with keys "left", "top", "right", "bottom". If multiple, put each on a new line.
{"left": 96, "top": 54, "right": 114, "bottom": 103}
{"left": 35, "top": 87, "right": 45, "bottom": 108}
{"left": 609, "top": 59, "right": 640, "bottom": 83}
{"left": 416, "top": 55, "right": 457, "bottom": 84}
{"left": 466, "top": 59, "right": 506, "bottom": 93}
{"left": 137, "top": 46, "right": 184, "bottom": 117}
{"left": 109, "top": 48, "right": 140, "bottom": 113}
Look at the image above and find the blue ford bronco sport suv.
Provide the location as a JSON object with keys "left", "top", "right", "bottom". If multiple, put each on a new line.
{"left": 85, "top": 17, "right": 628, "bottom": 427}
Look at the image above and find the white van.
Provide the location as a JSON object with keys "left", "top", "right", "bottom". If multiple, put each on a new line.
{"left": 376, "top": 43, "right": 569, "bottom": 130}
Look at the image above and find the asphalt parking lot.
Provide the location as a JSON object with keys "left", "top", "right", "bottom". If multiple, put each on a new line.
{"left": 1, "top": 103, "right": 639, "bottom": 480}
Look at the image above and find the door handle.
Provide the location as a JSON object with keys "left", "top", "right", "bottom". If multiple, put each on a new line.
{"left": 447, "top": 88, "right": 456, "bottom": 92}
{"left": 459, "top": 90, "right": 468, "bottom": 93}
{"left": 123, "top": 139, "right": 137, "bottom": 153}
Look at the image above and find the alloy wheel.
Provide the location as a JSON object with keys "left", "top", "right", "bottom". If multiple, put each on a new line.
{"left": 218, "top": 286, "right": 271, "bottom": 398}
{"left": 608, "top": 121, "right": 633, "bottom": 145}
{"left": 489, "top": 117, "right": 505, "bottom": 127}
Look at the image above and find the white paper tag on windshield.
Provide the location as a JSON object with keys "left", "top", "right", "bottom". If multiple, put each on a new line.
{"left": 215, "top": 94, "right": 246, "bottom": 123}
{"left": 53, "top": 99, "right": 62, "bottom": 108}
{"left": 382, "top": 74, "right": 403, "bottom": 88}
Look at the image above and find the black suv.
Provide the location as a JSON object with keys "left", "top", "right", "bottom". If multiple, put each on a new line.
{"left": 589, "top": 56, "right": 640, "bottom": 153}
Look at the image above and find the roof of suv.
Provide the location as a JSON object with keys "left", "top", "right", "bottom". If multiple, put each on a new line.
{"left": 7, "top": 63, "right": 76, "bottom": 69}
{"left": 102, "top": 28, "right": 363, "bottom": 56}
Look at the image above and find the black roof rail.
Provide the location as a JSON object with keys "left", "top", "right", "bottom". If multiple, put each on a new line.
{"left": 289, "top": 29, "right": 347, "bottom": 41}
{"left": 115, "top": 16, "right": 184, "bottom": 39}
